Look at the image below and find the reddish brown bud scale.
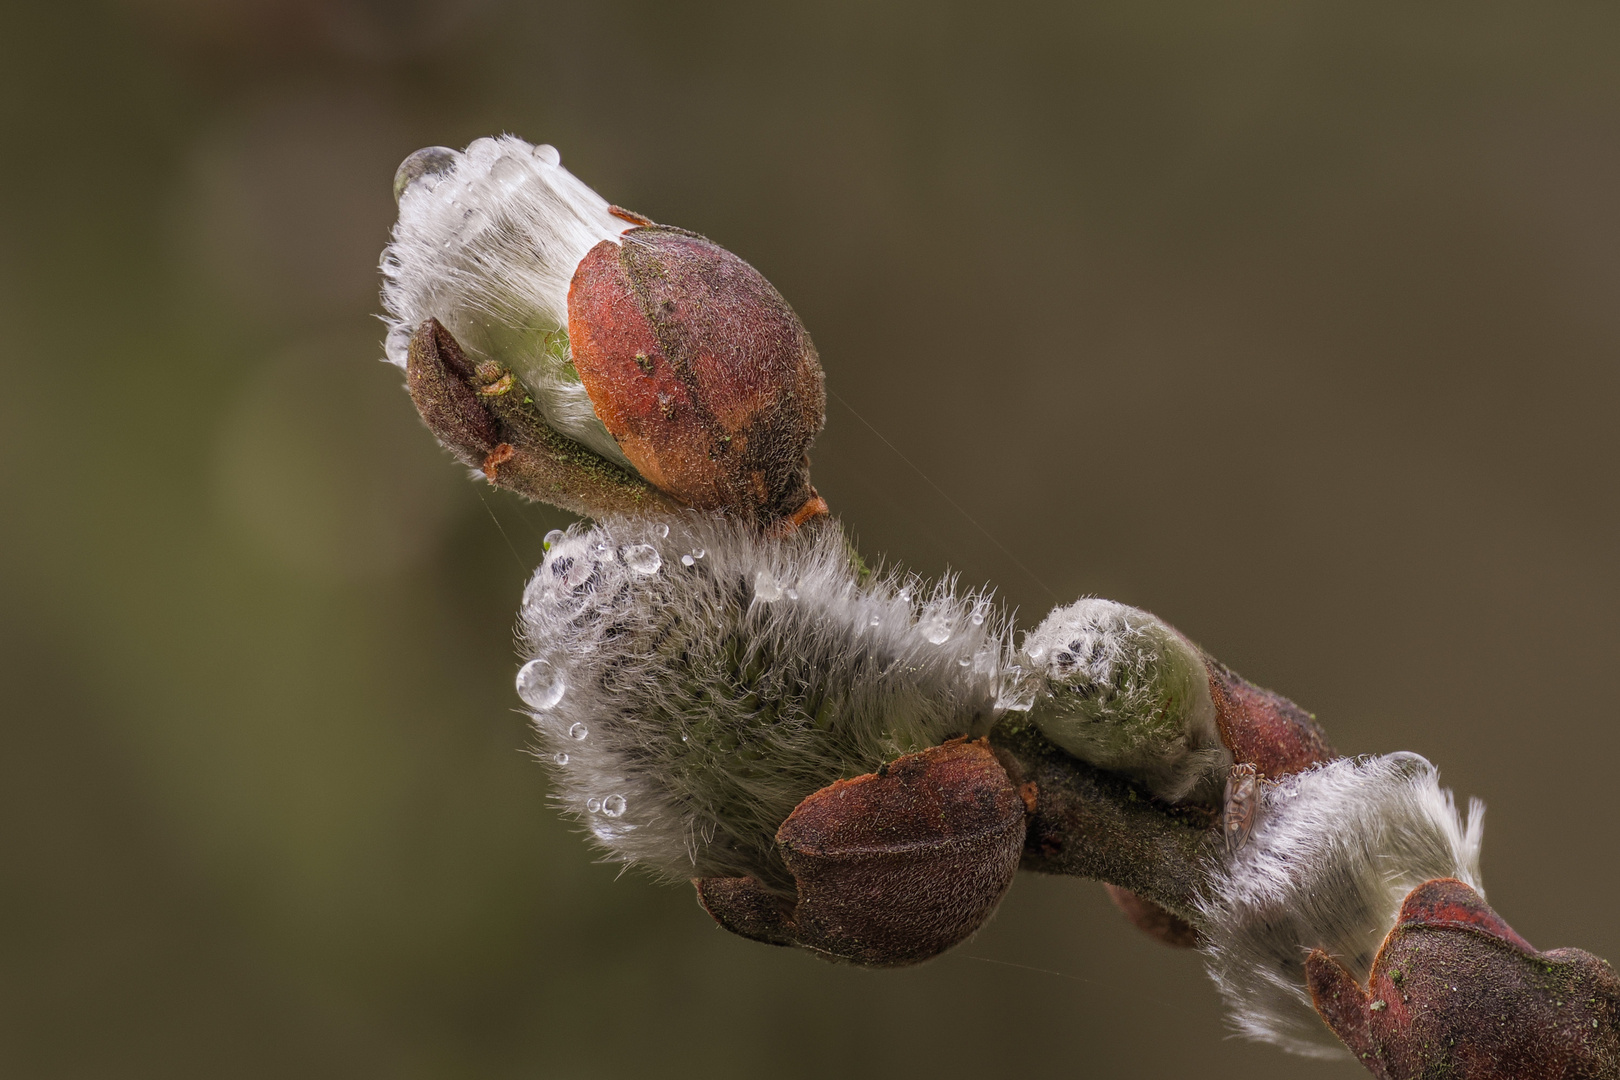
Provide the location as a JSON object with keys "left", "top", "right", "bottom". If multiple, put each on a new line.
{"left": 1205, "top": 657, "right": 1337, "bottom": 777}
{"left": 568, "top": 226, "right": 827, "bottom": 526}
{"left": 404, "top": 318, "right": 683, "bottom": 519}
{"left": 1104, "top": 884, "right": 1200, "bottom": 948}
{"left": 405, "top": 318, "right": 500, "bottom": 464}
{"left": 693, "top": 876, "right": 797, "bottom": 948}
{"left": 694, "top": 739, "right": 1028, "bottom": 966}
{"left": 1306, "top": 878, "right": 1620, "bottom": 1078}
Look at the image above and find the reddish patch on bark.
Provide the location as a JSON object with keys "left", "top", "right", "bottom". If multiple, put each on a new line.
{"left": 480, "top": 442, "right": 515, "bottom": 480}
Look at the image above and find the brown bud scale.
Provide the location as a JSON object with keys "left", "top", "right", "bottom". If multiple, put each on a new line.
{"left": 694, "top": 739, "right": 1027, "bottom": 967}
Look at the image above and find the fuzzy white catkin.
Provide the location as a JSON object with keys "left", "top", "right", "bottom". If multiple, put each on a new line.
{"left": 516, "top": 514, "right": 1015, "bottom": 890}
{"left": 379, "top": 135, "right": 635, "bottom": 469}
{"left": 1198, "top": 753, "right": 1486, "bottom": 1058}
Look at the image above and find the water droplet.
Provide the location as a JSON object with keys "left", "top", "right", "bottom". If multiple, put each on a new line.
{"left": 623, "top": 544, "right": 662, "bottom": 575}
{"left": 995, "top": 665, "right": 1037, "bottom": 712}
{"left": 680, "top": 554, "right": 695, "bottom": 567}
{"left": 898, "top": 587, "right": 911, "bottom": 603}
{"left": 691, "top": 548, "right": 706, "bottom": 560}
{"left": 590, "top": 540, "right": 615, "bottom": 562}
{"left": 544, "top": 528, "right": 564, "bottom": 549}
{"left": 568, "top": 722, "right": 589, "bottom": 740}
{"left": 393, "top": 146, "right": 457, "bottom": 203}
{"left": 602, "top": 794, "right": 626, "bottom": 817}
{"left": 521, "top": 574, "right": 556, "bottom": 612}
{"left": 461, "top": 206, "right": 489, "bottom": 234}
{"left": 532, "top": 143, "right": 561, "bottom": 166}
{"left": 785, "top": 587, "right": 799, "bottom": 601}
{"left": 586, "top": 797, "right": 603, "bottom": 814}
{"left": 753, "top": 570, "right": 783, "bottom": 602}
{"left": 515, "top": 659, "right": 566, "bottom": 709}
{"left": 921, "top": 617, "right": 952, "bottom": 645}
{"left": 958, "top": 656, "right": 973, "bottom": 667}
{"left": 1027, "top": 643, "right": 1048, "bottom": 662}
{"left": 488, "top": 153, "right": 529, "bottom": 190}
{"left": 970, "top": 611, "right": 986, "bottom": 627}
{"left": 553, "top": 752, "right": 569, "bottom": 766}
{"left": 869, "top": 614, "right": 882, "bottom": 627}
{"left": 563, "top": 557, "right": 594, "bottom": 590}
{"left": 652, "top": 522, "right": 670, "bottom": 538}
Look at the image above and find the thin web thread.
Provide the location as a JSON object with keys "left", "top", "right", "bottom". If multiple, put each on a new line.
{"left": 955, "top": 953, "right": 1090, "bottom": 983}
{"left": 479, "top": 490, "right": 529, "bottom": 575}
{"left": 828, "top": 388, "right": 1059, "bottom": 605}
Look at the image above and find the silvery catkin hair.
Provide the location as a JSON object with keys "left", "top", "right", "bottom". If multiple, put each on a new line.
{"left": 516, "top": 513, "right": 1013, "bottom": 891}
{"left": 1197, "top": 752, "right": 1485, "bottom": 1057}
{"left": 380, "top": 136, "right": 636, "bottom": 469}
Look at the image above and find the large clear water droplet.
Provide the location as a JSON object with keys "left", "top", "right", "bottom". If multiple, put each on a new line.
{"left": 488, "top": 153, "right": 529, "bottom": 190}
{"left": 690, "top": 548, "right": 706, "bottom": 560}
{"left": 601, "top": 794, "right": 626, "bottom": 818}
{"left": 568, "top": 722, "right": 589, "bottom": 740}
{"left": 680, "top": 554, "right": 696, "bottom": 567}
{"left": 652, "top": 522, "right": 670, "bottom": 538}
{"left": 623, "top": 544, "right": 662, "bottom": 575}
{"left": 544, "top": 529, "right": 564, "bottom": 550}
{"left": 516, "top": 659, "right": 566, "bottom": 709}
{"left": 920, "top": 616, "right": 952, "bottom": 645}
{"left": 553, "top": 752, "right": 569, "bottom": 766}
{"left": 533, "top": 143, "right": 561, "bottom": 166}
{"left": 753, "top": 570, "right": 783, "bottom": 602}
{"left": 393, "top": 146, "right": 457, "bottom": 203}
{"left": 586, "top": 797, "right": 603, "bottom": 814}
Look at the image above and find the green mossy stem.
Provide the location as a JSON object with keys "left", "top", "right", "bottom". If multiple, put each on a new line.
{"left": 991, "top": 717, "right": 1220, "bottom": 928}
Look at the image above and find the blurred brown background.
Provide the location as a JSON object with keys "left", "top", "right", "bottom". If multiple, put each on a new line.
{"left": 3, "top": 1, "right": 1618, "bottom": 1076}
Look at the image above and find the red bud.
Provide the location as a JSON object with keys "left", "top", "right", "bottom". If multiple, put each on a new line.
{"left": 568, "top": 226, "right": 826, "bottom": 526}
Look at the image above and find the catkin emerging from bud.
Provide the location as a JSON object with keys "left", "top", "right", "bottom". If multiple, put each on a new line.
{"left": 515, "top": 514, "right": 1011, "bottom": 889}
{"left": 1197, "top": 753, "right": 1485, "bottom": 1058}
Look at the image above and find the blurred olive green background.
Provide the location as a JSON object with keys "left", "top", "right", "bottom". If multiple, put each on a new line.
{"left": 3, "top": 1, "right": 1618, "bottom": 1076}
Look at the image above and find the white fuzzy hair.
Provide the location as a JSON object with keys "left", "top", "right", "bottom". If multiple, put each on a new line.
{"left": 379, "top": 135, "right": 634, "bottom": 469}
{"left": 1198, "top": 753, "right": 1485, "bottom": 1057}
{"left": 516, "top": 514, "right": 1014, "bottom": 891}
{"left": 1020, "top": 599, "right": 1231, "bottom": 804}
